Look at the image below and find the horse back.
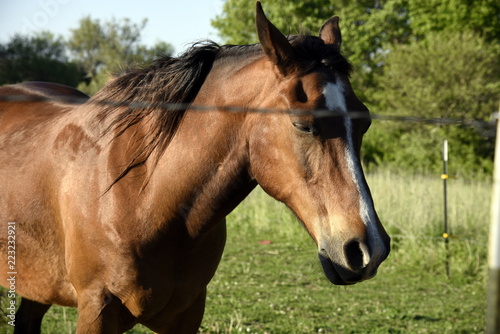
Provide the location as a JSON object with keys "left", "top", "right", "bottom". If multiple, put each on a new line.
{"left": 0, "top": 81, "right": 88, "bottom": 132}
{"left": 0, "top": 81, "right": 88, "bottom": 120}
{"left": 0, "top": 81, "right": 88, "bottom": 99}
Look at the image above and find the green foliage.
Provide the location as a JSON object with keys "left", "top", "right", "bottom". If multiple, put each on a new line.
{"left": 365, "top": 30, "right": 499, "bottom": 177}
{"left": 0, "top": 32, "right": 82, "bottom": 86}
{"left": 407, "top": 0, "right": 500, "bottom": 42}
{"left": 375, "top": 31, "right": 500, "bottom": 120}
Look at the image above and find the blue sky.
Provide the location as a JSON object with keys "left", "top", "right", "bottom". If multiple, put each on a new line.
{"left": 0, "top": 0, "right": 225, "bottom": 55}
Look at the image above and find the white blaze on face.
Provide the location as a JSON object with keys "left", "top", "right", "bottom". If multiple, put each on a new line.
{"left": 322, "top": 81, "right": 385, "bottom": 259}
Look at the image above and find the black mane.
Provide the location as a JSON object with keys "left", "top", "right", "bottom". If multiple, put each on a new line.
{"left": 93, "top": 42, "right": 220, "bottom": 187}
{"left": 290, "top": 35, "right": 353, "bottom": 76}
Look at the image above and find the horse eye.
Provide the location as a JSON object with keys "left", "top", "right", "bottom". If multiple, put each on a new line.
{"left": 292, "top": 122, "right": 318, "bottom": 135}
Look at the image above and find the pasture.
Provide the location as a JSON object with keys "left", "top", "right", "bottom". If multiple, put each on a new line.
{"left": 0, "top": 171, "right": 490, "bottom": 333}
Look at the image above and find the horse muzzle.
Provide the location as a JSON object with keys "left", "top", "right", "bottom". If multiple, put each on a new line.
{"left": 318, "top": 236, "right": 390, "bottom": 285}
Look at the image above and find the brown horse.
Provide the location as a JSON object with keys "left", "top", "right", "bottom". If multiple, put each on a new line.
{"left": 0, "top": 2, "right": 390, "bottom": 333}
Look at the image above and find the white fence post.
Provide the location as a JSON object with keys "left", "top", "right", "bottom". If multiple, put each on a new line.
{"left": 486, "top": 108, "right": 500, "bottom": 334}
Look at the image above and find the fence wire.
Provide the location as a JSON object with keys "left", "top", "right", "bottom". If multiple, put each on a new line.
{"left": 0, "top": 93, "right": 497, "bottom": 137}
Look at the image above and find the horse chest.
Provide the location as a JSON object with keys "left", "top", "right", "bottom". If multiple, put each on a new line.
{"left": 114, "top": 221, "right": 227, "bottom": 320}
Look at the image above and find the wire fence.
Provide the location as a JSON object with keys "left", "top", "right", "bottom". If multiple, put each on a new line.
{"left": 0, "top": 93, "right": 497, "bottom": 137}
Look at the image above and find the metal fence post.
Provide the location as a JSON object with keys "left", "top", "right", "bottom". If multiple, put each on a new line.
{"left": 442, "top": 139, "right": 450, "bottom": 278}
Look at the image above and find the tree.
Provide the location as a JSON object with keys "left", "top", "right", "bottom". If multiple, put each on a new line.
{"left": 0, "top": 32, "right": 82, "bottom": 86}
{"left": 407, "top": 0, "right": 500, "bottom": 43}
{"left": 67, "top": 17, "right": 174, "bottom": 95}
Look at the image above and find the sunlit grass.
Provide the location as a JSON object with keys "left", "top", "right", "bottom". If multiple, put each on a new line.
{"left": 0, "top": 172, "right": 491, "bottom": 333}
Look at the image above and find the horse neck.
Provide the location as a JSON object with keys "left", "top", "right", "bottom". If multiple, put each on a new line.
{"left": 148, "top": 57, "right": 269, "bottom": 238}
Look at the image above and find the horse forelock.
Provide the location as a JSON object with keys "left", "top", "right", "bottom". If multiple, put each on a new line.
{"left": 218, "top": 35, "right": 352, "bottom": 76}
{"left": 290, "top": 35, "right": 353, "bottom": 76}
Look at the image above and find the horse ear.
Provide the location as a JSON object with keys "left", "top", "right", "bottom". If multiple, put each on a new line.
{"left": 255, "top": 1, "right": 295, "bottom": 74}
{"left": 319, "top": 16, "right": 342, "bottom": 51}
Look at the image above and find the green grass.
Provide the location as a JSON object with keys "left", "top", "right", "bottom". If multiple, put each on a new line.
{"left": 0, "top": 172, "right": 491, "bottom": 333}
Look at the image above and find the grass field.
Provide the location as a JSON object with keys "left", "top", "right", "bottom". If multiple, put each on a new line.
{"left": 0, "top": 171, "right": 492, "bottom": 333}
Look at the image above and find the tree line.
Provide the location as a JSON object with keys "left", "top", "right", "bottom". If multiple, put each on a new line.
{"left": 0, "top": 17, "right": 173, "bottom": 95}
{"left": 213, "top": 0, "right": 500, "bottom": 177}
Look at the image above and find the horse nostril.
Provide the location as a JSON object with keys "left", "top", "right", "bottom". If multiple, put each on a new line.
{"left": 343, "top": 239, "right": 370, "bottom": 272}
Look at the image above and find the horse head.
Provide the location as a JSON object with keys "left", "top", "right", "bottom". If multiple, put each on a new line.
{"left": 246, "top": 2, "right": 390, "bottom": 285}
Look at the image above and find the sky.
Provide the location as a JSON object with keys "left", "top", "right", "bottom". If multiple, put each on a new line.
{"left": 0, "top": 0, "right": 225, "bottom": 55}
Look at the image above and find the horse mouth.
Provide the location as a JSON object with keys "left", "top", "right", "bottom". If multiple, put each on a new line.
{"left": 318, "top": 253, "right": 374, "bottom": 286}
